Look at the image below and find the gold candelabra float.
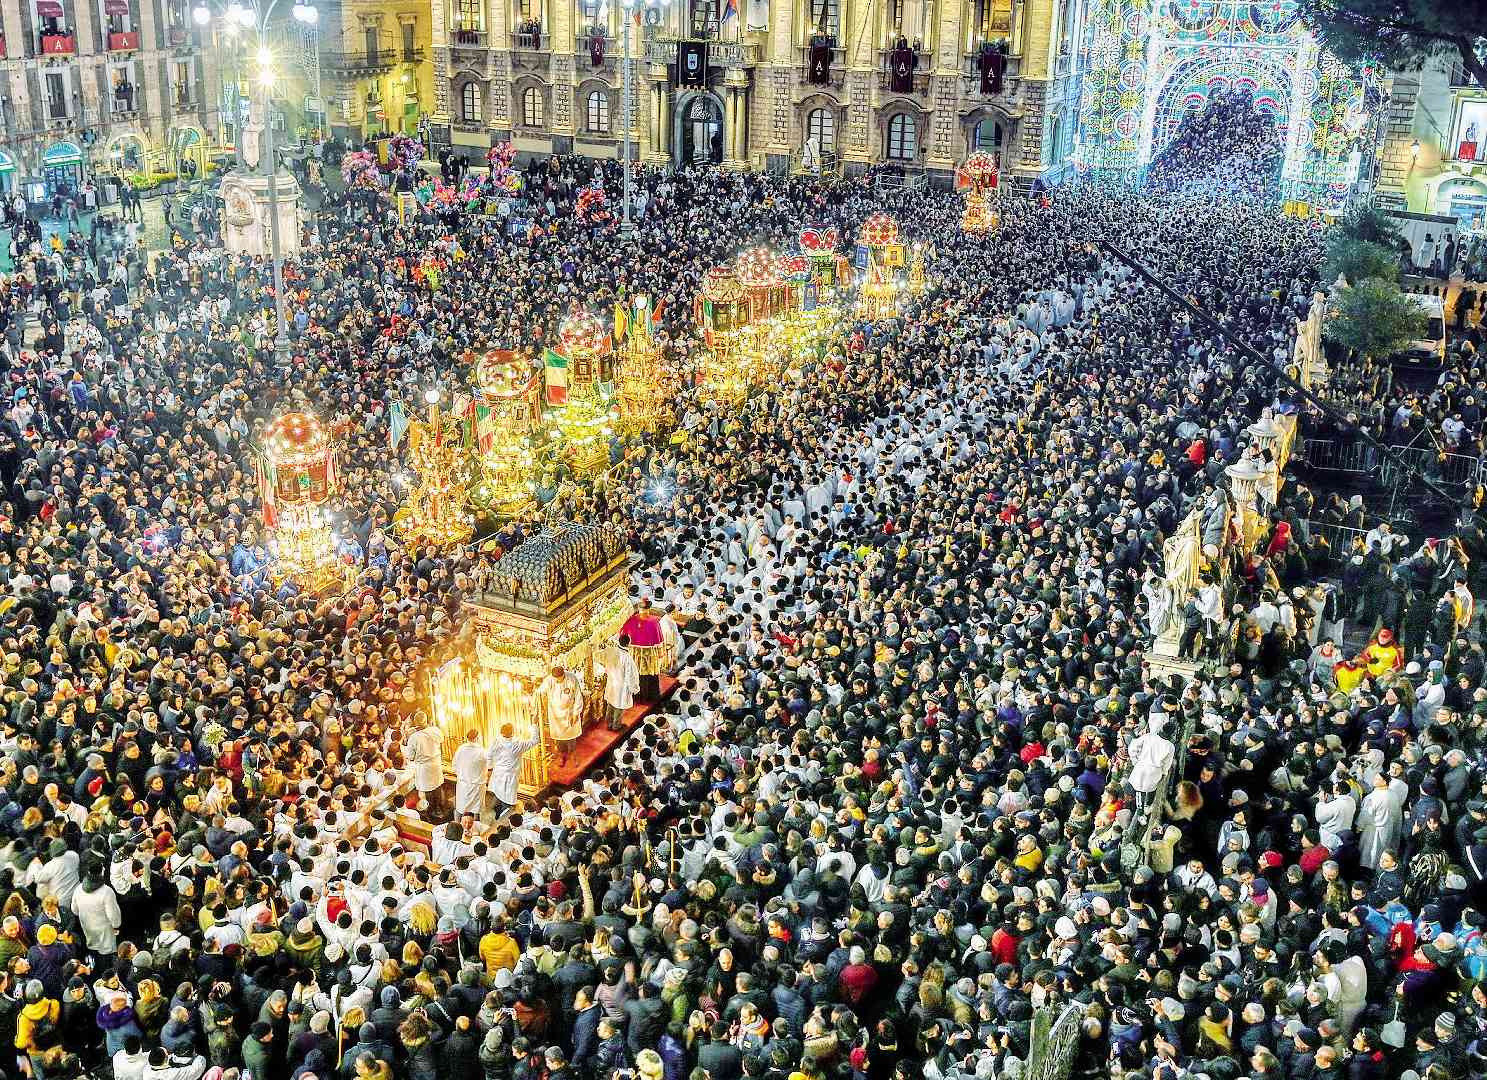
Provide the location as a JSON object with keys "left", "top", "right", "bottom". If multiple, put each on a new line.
{"left": 544, "top": 394, "right": 618, "bottom": 478}
{"left": 858, "top": 212, "right": 905, "bottom": 321}
{"left": 257, "top": 410, "right": 349, "bottom": 596}
{"left": 909, "top": 241, "right": 927, "bottom": 296}
{"left": 616, "top": 314, "right": 669, "bottom": 436}
{"left": 468, "top": 349, "right": 542, "bottom": 519}
{"left": 541, "top": 311, "right": 618, "bottom": 479}
{"left": 956, "top": 151, "right": 1001, "bottom": 236}
{"left": 736, "top": 245, "right": 790, "bottom": 322}
{"left": 696, "top": 265, "right": 752, "bottom": 407}
{"left": 396, "top": 389, "right": 476, "bottom": 550}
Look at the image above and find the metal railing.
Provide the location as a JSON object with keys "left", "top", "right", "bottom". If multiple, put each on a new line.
{"left": 1301, "top": 519, "right": 1373, "bottom": 559}
{"left": 1380, "top": 444, "right": 1481, "bottom": 491}
{"left": 791, "top": 146, "right": 841, "bottom": 176}
{"left": 646, "top": 35, "right": 760, "bottom": 66}
{"left": 324, "top": 48, "right": 398, "bottom": 71}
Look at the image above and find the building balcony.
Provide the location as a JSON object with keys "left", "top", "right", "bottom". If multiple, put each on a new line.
{"left": 876, "top": 47, "right": 931, "bottom": 95}
{"left": 450, "top": 26, "right": 486, "bottom": 45}
{"left": 45, "top": 99, "right": 69, "bottom": 121}
{"left": 110, "top": 102, "right": 139, "bottom": 119}
{"left": 511, "top": 29, "right": 547, "bottom": 50}
{"left": 961, "top": 49, "right": 1021, "bottom": 96}
{"left": 167, "top": 25, "right": 190, "bottom": 46}
{"left": 325, "top": 48, "right": 397, "bottom": 74}
{"left": 644, "top": 35, "right": 759, "bottom": 68}
{"left": 172, "top": 96, "right": 198, "bottom": 112}
{"left": 109, "top": 30, "right": 140, "bottom": 51}
{"left": 40, "top": 32, "right": 76, "bottom": 55}
{"left": 402, "top": 46, "right": 424, "bottom": 62}
{"left": 793, "top": 44, "right": 844, "bottom": 88}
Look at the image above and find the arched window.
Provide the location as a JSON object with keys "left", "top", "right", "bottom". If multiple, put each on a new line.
{"left": 806, "top": 107, "right": 835, "bottom": 152}
{"left": 460, "top": 82, "right": 482, "bottom": 123}
{"left": 1048, "top": 115, "right": 1062, "bottom": 163}
{"left": 975, "top": 117, "right": 1003, "bottom": 152}
{"left": 886, "top": 112, "right": 916, "bottom": 160}
{"left": 522, "top": 86, "right": 544, "bottom": 127}
{"left": 586, "top": 90, "right": 610, "bottom": 133}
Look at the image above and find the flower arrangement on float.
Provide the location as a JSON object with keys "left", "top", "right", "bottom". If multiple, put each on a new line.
{"left": 341, "top": 150, "right": 383, "bottom": 191}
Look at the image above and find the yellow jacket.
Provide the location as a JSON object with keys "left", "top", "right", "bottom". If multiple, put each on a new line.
{"left": 479, "top": 931, "right": 520, "bottom": 976}
{"left": 16, "top": 999, "right": 58, "bottom": 1051}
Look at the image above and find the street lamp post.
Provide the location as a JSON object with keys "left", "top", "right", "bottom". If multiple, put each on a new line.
{"left": 619, "top": 0, "right": 635, "bottom": 237}
{"left": 194, "top": 0, "right": 318, "bottom": 368}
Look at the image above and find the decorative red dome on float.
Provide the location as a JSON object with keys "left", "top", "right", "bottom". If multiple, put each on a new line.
{"left": 860, "top": 212, "right": 900, "bottom": 247}
{"left": 735, "top": 246, "right": 784, "bottom": 288}
{"left": 798, "top": 224, "right": 840, "bottom": 253}
{"left": 558, "top": 311, "right": 608, "bottom": 356}
{"left": 960, "top": 152, "right": 1000, "bottom": 186}
{"left": 262, "top": 411, "right": 330, "bottom": 466}
{"left": 702, "top": 265, "right": 745, "bottom": 302}
{"left": 784, "top": 255, "right": 811, "bottom": 279}
{"left": 473, "top": 349, "right": 534, "bottom": 398}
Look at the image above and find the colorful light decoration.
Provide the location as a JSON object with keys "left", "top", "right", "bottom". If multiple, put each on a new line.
{"left": 468, "top": 349, "right": 541, "bottom": 519}
{"left": 736, "top": 245, "right": 789, "bottom": 322}
{"left": 957, "top": 151, "right": 1001, "bottom": 236}
{"left": 258, "top": 411, "right": 348, "bottom": 595}
{"left": 396, "top": 390, "right": 475, "bottom": 550}
{"left": 909, "top": 242, "right": 927, "bottom": 296}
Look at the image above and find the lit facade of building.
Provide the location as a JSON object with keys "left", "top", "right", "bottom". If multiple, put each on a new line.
{"left": 430, "top": 0, "right": 1087, "bottom": 186}
{"left": 319, "top": 0, "right": 432, "bottom": 139}
{"left": 0, "top": 0, "right": 218, "bottom": 194}
{"left": 1373, "top": 57, "right": 1487, "bottom": 230}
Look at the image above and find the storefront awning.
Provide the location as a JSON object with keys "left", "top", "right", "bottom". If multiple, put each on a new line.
{"left": 36, "top": 1, "right": 64, "bottom": 18}
{"left": 0, "top": 152, "right": 14, "bottom": 174}
{"left": 104, "top": 0, "right": 130, "bottom": 14}
{"left": 42, "top": 142, "right": 81, "bottom": 167}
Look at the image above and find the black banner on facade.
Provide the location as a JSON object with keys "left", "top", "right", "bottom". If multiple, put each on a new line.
{"left": 677, "top": 41, "right": 708, "bottom": 87}
{"left": 809, "top": 42, "right": 832, "bottom": 84}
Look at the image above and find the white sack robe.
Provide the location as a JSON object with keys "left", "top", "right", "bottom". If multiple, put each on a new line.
{"left": 405, "top": 726, "right": 445, "bottom": 794}
{"left": 540, "top": 671, "right": 585, "bottom": 743}
{"left": 602, "top": 646, "right": 640, "bottom": 712}
{"left": 451, "top": 740, "right": 488, "bottom": 816}
{"left": 486, "top": 734, "right": 540, "bottom": 807}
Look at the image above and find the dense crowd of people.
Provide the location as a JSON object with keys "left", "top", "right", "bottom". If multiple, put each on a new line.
{"left": 0, "top": 146, "right": 1485, "bottom": 1080}
{"left": 1144, "top": 89, "right": 1284, "bottom": 203}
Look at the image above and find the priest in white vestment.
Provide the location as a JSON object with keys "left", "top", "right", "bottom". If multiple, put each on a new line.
{"left": 450, "top": 730, "right": 489, "bottom": 819}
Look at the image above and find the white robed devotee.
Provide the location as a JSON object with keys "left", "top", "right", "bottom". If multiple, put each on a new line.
{"left": 451, "top": 730, "right": 489, "bottom": 817}
{"left": 601, "top": 639, "right": 640, "bottom": 730}
{"left": 405, "top": 718, "right": 445, "bottom": 803}
{"left": 538, "top": 665, "right": 585, "bottom": 760}
{"left": 1358, "top": 771, "right": 1407, "bottom": 870}
{"left": 486, "top": 723, "right": 541, "bottom": 811}
{"left": 1128, "top": 716, "right": 1176, "bottom": 806}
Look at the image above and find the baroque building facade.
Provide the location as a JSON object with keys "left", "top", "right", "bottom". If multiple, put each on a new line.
{"left": 0, "top": 0, "right": 218, "bottom": 194}
{"left": 430, "top": 0, "right": 1087, "bottom": 187}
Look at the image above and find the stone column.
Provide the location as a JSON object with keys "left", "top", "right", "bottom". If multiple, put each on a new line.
{"left": 722, "top": 75, "right": 747, "bottom": 169}
{"left": 1226, "top": 456, "right": 1266, "bottom": 552}
{"left": 645, "top": 63, "right": 672, "bottom": 163}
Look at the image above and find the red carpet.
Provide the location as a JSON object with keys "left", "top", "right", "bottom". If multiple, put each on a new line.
{"left": 547, "top": 676, "right": 678, "bottom": 788}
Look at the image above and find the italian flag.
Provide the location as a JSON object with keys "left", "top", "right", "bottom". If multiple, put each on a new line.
{"left": 544, "top": 348, "right": 569, "bottom": 405}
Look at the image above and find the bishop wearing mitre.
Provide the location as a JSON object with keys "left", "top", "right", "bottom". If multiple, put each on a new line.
{"left": 537, "top": 664, "right": 585, "bottom": 762}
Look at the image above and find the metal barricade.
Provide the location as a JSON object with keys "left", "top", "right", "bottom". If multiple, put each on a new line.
{"left": 1380, "top": 445, "right": 1480, "bottom": 492}
{"left": 1294, "top": 437, "right": 1376, "bottom": 474}
{"left": 1301, "top": 519, "right": 1372, "bottom": 558}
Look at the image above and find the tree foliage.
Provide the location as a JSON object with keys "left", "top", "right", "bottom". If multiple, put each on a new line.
{"left": 1324, "top": 237, "right": 1403, "bottom": 285}
{"left": 1337, "top": 204, "right": 1408, "bottom": 252}
{"left": 1296, "top": 0, "right": 1487, "bottom": 88}
{"left": 1324, "top": 278, "right": 1429, "bottom": 361}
